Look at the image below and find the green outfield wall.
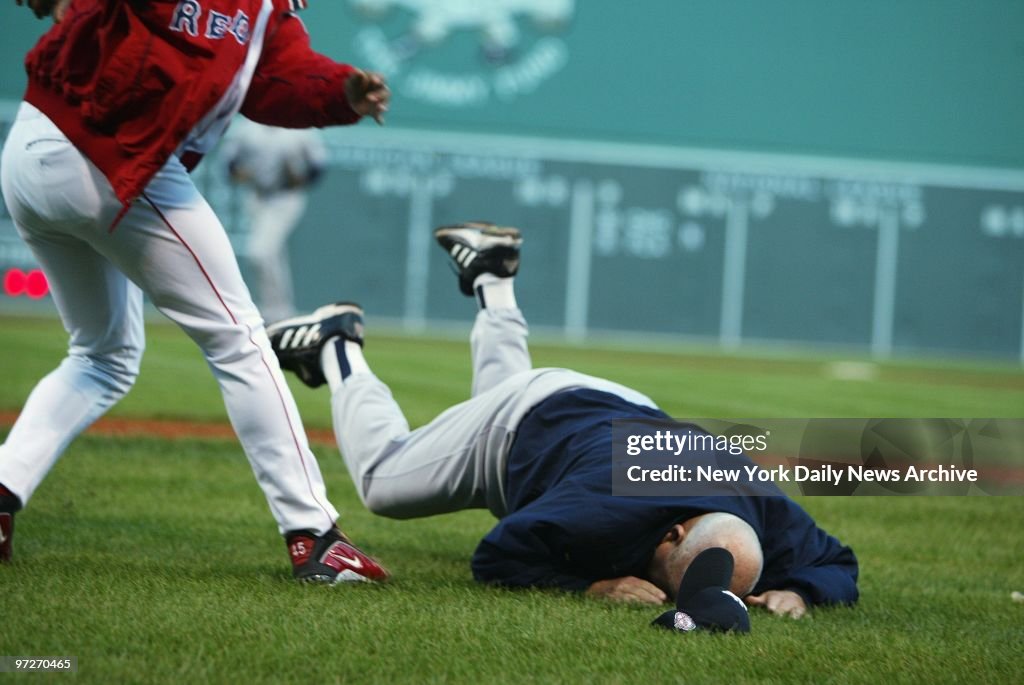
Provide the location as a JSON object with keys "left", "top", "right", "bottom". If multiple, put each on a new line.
{"left": 0, "top": 2, "right": 1021, "bottom": 360}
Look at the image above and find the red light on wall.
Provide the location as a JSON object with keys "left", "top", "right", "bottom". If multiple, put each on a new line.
{"left": 4, "top": 268, "right": 49, "bottom": 299}
{"left": 3, "top": 268, "right": 26, "bottom": 297}
{"left": 26, "top": 270, "right": 49, "bottom": 298}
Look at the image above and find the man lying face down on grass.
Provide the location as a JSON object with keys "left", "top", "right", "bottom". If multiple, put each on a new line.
{"left": 268, "top": 223, "right": 859, "bottom": 618}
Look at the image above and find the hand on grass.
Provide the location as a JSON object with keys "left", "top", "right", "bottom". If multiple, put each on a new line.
{"left": 745, "top": 590, "right": 808, "bottom": 619}
{"left": 586, "top": 576, "right": 668, "bottom": 605}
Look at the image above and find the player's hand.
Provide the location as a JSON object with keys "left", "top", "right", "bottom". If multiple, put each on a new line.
{"left": 745, "top": 590, "right": 808, "bottom": 619}
{"left": 586, "top": 576, "right": 668, "bottom": 605}
{"left": 345, "top": 69, "right": 390, "bottom": 126}
{"left": 16, "top": 0, "right": 69, "bottom": 20}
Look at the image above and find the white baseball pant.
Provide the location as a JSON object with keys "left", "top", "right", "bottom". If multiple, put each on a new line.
{"left": 0, "top": 103, "right": 338, "bottom": 535}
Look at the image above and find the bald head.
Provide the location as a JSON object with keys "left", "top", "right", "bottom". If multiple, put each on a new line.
{"left": 649, "top": 513, "right": 764, "bottom": 598}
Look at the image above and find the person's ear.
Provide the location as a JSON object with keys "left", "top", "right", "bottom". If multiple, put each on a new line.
{"left": 661, "top": 523, "right": 687, "bottom": 545}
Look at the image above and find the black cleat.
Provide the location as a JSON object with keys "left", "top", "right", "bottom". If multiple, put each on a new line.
{"left": 268, "top": 303, "right": 364, "bottom": 388}
{"left": 286, "top": 526, "right": 390, "bottom": 585}
{"left": 434, "top": 222, "right": 522, "bottom": 296}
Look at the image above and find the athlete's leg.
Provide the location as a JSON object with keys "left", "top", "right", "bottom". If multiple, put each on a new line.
{"left": 0, "top": 104, "right": 144, "bottom": 505}
{"left": 470, "top": 275, "right": 531, "bottom": 397}
{"left": 431, "top": 223, "right": 530, "bottom": 396}
{"left": 0, "top": 237, "right": 144, "bottom": 505}
{"left": 91, "top": 158, "right": 339, "bottom": 535}
{"left": 324, "top": 334, "right": 519, "bottom": 520}
{"left": 326, "top": 224, "right": 530, "bottom": 516}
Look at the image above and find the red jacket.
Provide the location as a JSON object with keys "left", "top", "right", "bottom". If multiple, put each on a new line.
{"left": 24, "top": 0, "right": 362, "bottom": 204}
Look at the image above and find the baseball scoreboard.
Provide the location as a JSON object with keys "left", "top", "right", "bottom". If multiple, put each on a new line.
{"left": 1, "top": 109, "right": 1022, "bottom": 360}
{"left": 291, "top": 127, "right": 1024, "bottom": 361}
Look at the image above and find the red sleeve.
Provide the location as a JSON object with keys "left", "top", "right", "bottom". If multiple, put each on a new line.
{"left": 241, "top": 11, "right": 362, "bottom": 128}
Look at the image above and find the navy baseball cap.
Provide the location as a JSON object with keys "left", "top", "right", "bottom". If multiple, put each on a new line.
{"left": 651, "top": 547, "right": 751, "bottom": 634}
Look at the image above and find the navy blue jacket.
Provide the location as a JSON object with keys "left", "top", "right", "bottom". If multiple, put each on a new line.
{"left": 471, "top": 390, "right": 859, "bottom": 606}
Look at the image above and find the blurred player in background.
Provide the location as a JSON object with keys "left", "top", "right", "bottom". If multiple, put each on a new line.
{"left": 268, "top": 223, "right": 860, "bottom": 617}
{"left": 0, "top": 0, "right": 389, "bottom": 584}
{"left": 223, "top": 121, "right": 327, "bottom": 321}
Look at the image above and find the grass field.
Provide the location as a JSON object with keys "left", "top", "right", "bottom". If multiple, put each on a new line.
{"left": 1, "top": 315, "right": 1023, "bottom": 684}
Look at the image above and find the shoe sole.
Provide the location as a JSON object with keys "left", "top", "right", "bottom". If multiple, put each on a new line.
{"left": 434, "top": 224, "right": 522, "bottom": 249}
{"left": 297, "top": 569, "right": 379, "bottom": 585}
{"left": 267, "top": 302, "right": 364, "bottom": 336}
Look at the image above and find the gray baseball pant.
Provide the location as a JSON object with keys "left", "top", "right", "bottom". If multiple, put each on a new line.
{"left": 329, "top": 307, "right": 657, "bottom": 519}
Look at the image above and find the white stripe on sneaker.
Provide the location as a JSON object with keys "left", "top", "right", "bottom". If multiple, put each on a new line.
{"left": 280, "top": 328, "right": 295, "bottom": 349}
{"left": 301, "top": 324, "right": 321, "bottom": 347}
